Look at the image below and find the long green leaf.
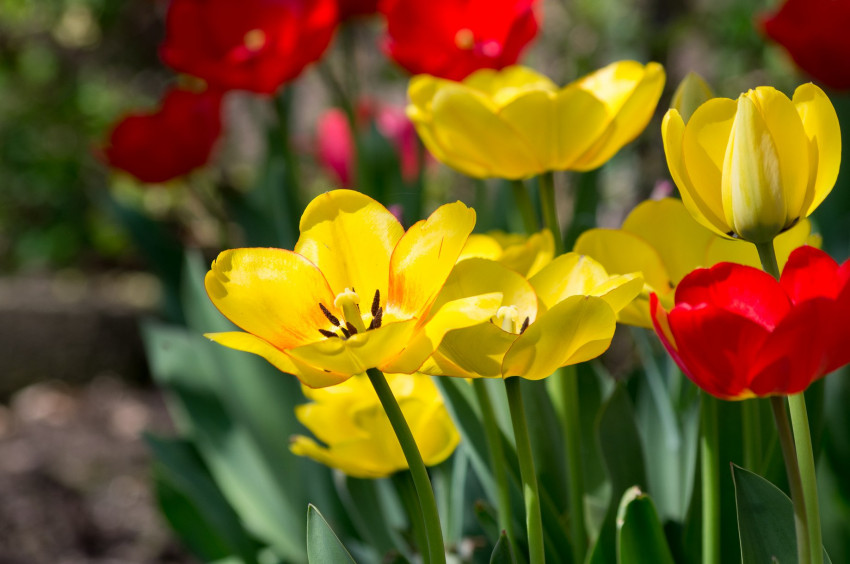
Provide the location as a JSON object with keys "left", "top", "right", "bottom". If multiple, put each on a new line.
{"left": 491, "top": 530, "right": 518, "bottom": 564}
{"left": 307, "top": 505, "right": 357, "bottom": 564}
{"left": 616, "top": 487, "right": 675, "bottom": 564}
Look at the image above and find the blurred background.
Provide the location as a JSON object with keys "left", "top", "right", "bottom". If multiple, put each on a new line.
{"left": 1, "top": 0, "right": 849, "bottom": 562}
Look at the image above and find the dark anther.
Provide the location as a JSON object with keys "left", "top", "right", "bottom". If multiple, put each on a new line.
{"left": 371, "top": 289, "right": 381, "bottom": 317}
{"left": 319, "top": 303, "right": 340, "bottom": 326}
{"left": 340, "top": 326, "right": 351, "bottom": 338}
{"left": 319, "top": 328, "right": 338, "bottom": 338}
{"left": 520, "top": 316, "right": 530, "bottom": 334}
{"left": 369, "top": 307, "right": 383, "bottom": 330}
{"left": 346, "top": 321, "right": 359, "bottom": 336}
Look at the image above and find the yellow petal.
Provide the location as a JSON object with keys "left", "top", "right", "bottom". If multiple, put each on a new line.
{"left": 295, "top": 401, "right": 367, "bottom": 446}
{"left": 429, "top": 84, "right": 541, "bottom": 178}
{"left": 747, "top": 87, "right": 810, "bottom": 226}
{"left": 680, "top": 98, "right": 738, "bottom": 234}
{"left": 721, "top": 94, "right": 786, "bottom": 242}
{"left": 434, "top": 258, "right": 537, "bottom": 322}
{"left": 423, "top": 324, "right": 517, "bottom": 379}
{"left": 204, "top": 331, "right": 350, "bottom": 388}
{"left": 551, "top": 86, "right": 611, "bottom": 170}
{"left": 705, "top": 218, "right": 816, "bottom": 270}
{"left": 620, "top": 198, "right": 714, "bottom": 284}
{"left": 383, "top": 292, "right": 504, "bottom": 374}
{"left": 290, "top": 435, "right": 399, "bottom": 479}
{"left": 388, "top": 201, "right": 476, "bottom": 319}
{"left": 463, "top": 65, "right": 558, "bottom": 106}
{"left": 587, "top": 273, "right": 644, "bottom": 314}
{"left": 204, "top": 248, "right": 338, "bottom": 350}
{"left": 497, "top": 229, "right": 555, "bottom": 278}
{"left": 573, "top": 227, "right": 671, "bottom": 293}
{"left": 295, "top": 190, "right": 404, "bottom": 300}
{"left": 671, "top": 71, "right": 714, "bottom": 124}
{"left": 502, "top": 296, "right": 617, "bottom": 380}
{"left": 496, "top": 89, "right": 556, "bottom": 170}
{"left": 793, "top": 83, "right": 841, "bottom": 216}
{"left": 528, "top": 252, "right": 610, "bottom": 309}
{"left": 408, "top": 74, "right": 441, "bottom": 115}
{"left": 408, "top": 400, "right": 461, "bottom": 466}
{"left": 459, "top": 234, "right": 504, "bottom": 262}
{"left": 572, "top": 61, "right": 666, "bottom": 170}
{"left": 287, "top": 319, "right": 419, "bottom": 376}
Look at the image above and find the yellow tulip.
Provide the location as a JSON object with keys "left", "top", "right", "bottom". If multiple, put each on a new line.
{"left": 458, "top": 229, "right": 554, "bottom": 277}
{"left": 420, "top": 255, "right": 643, "bottom": 380}
{"left": 290, "top": 372, "right": 459, "bottom": 479}
{"left": 662, "top": 83, "right": 840, "bottom": 243}
{"left": 573, "top": 198, "right": 820, "bottom": 327}
{"left": 204, "top": 189, "right": 501, "bottom": 388}
{"left": 407, "top": 61, "right": 666, "bottom": 179}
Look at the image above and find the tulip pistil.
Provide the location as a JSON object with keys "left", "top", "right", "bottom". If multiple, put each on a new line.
{"left": 496, "top": 305, "right": 530, "bottom": 334}
{"left": 319, "top": 288, "right": 384, "bottom": 340}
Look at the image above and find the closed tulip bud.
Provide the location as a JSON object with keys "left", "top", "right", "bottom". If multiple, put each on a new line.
{"left": 670, "top": 72, "right": 713, "bottom": 123}
{"left": 662, "top": 84, "right": 840, "bottom": 244}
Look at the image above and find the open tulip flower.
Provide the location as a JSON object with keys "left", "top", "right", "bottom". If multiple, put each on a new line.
{"left": 574, "top": 198, "right": 819, "bottom": 327}
{"left": 651, "top": 246, "right": 850, "bottom": 400}
{"left": 458, "top": 229, "right": 554, "bottom": 278}
{"left": 662, "top": 83, "right": 841, "bottom": 243}
{"left": 420, "top": 254, "right": 643, "bottom": 380}
{"left": 407, "top": 61, "right": 665, "bottom": 179}
{"left": 290, "top": 372, "right": 460, "bottom": 478}
{"left": 204, "top": 190, "right": 500, "bottom": 388}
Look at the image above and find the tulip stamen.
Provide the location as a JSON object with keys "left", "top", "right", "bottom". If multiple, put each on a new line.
{"left": 340, "top": 326, "right": 351, "bottom": 338}
{"left": 319, "top": 303, "right": 341, "bottom": 327}
{"left": 369, "top": 307, "right": 383, "bottom": 330}
{"left": 318, "top": 328, "right": 339, "bottom": 339}
{"left": 520, "top": 317, "right": 530, "bottom": 334}
{"left": 346, "top": 321, "right": 359, "bottom": 336}
{"left": 371, "top": 289, "right": 380, "bottom": 317}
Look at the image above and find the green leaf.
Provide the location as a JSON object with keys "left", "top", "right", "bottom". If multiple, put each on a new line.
{"left": 491, "top": 530, "right": 518, "bottom": 564}
{"left": 307, "top": 505, "right": 357, "bottom": 564}
{"left": 148, "top": 435, "right": 258, "bottom": 564}
{"left": 732, "top": 464, "right": 831, "bottom": 564}
{"left": 616, "top": 487, "right": 675, "bottom": 564}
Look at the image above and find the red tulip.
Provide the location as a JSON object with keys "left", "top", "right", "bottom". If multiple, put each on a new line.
{"left": 380, "top": 0, "right": 540, "bottom": 80}
{"left": 337, "top": 0, "right": 380, "bottom": 20}
{"left": 651, "top": 246, "right": 850, "bottom": 400}
{"left": 760, "top": 0, "right": 850, "bottom": 90}
{"left": 103, "top": 88, "right": 223, "bottom": 184}
{"left": 160, "top": 0, "right": 338, "bottom": 94}
{"left": 316, "top": 103, "right": 425, "bottom": 187}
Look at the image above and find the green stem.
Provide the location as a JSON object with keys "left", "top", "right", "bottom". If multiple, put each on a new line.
{"left": 271, "top": 89, "right": 302, "bottom": 246}
{"left": 367, "top": 368, "right": 446, "bottom": 564}
{"left": 505, "top": 377, "right": 545, "bottom": 564}
{"left": 537, "top": 171, "right": 563, "bottom": 255}
{"left": 788, "top": 393, "right": 824, "bottom": 564}
{"left": 741, "top": 400, "right": 762, "bottom": 470}
{"left": 563, "top": 169, "right": 600, "bottom": 250}
{"left": 558, "top": 365, "right": 587, "bottom": 563}
{"left": 392, "top": 472, "right": 430, "bottom": 563}
{"left": 754, "top": 240, "right": 781, "bottom": 279}
{"left": 510, "top": 179, "right": 538, "bottom": 235}
{"left": 472, "top": 380, "right": 517, "bottom": 551}
{"left": 770, "top": 396, "right": 811, "bottom": 564}
{"left": 700, "top": 393, "right": 720, "bottom": 564}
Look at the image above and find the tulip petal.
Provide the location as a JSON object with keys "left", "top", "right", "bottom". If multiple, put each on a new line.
{"left": 529, "top": 253, "right": 610, "bottom": 309}
{"left": 793, "top": 83, "right": 842, "bottom": 216}
{"left": 204, "top": 248, "right": 338, "bottom": 350}
{"left": 680, "top": 99, "right": 739, "bottom": 234}
{"left": 459, "top": 234, "right": 505, "bottom": 262}
{"left": 496, "top": 89, "right": 556, "bottom": 171}
{"left": 287, "top": 318, "right": 419, "bottom": 376}
{"left": 552, "top": 86, "right": 612, "bottom": 170}
{"left": 384, "top": 292, "right": 504, "bottom": 374}
{"left": 574, "top": 228, "right": 670, "bottom": 295}
{"left": 388, "top": 201, "right": 476, "bottom": 319}
{"left": 572, "top": 61, "right": 665, "bottom": 170}
{"left": 463, "top": 66, "right": 558, "bottom": 106}
{"left": 675, "top": 263, "right": 791, "bottom": 330}
{"left": 621, "top": 198, "right": 715, "bottom": 284}
{"left": 295, "top": 400, "right": 367, "bottom": 446}
{"left": 497, "top": 229, "right": 555, "bottom": 277}
{"left": 748, "top": 87, "right": 810, "bottom": 225}
{"left": 434, "top": 258, "right": 537, "bottom": 322}
{"left": 780, "top": 245, "right": 841, "bottom": 303}
{"left": 295, "top": 190, "right": 404, "bottom": 299}
{"left": 422, "top": 323, "right": 517, "bottom": 378}
{"left": 502, "top": 295, "right": 616, "bottom": 380}
{"left": 290, "top": 435, "right": 399, "bottom": 479}
{"left": 205, "top": 331, "right": 350, "bottom": 388}
{"left": 429, "top": 84, "right": 541, "bottom": 178}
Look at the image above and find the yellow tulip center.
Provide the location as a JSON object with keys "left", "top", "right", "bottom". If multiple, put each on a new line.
{"left": 243, "top": 29, "right": 266, "bottom": 52}
{"left": 318, "top": 288, "right": 383, "bottom": 340}
{"left": 495, "top": 305, "right": 530, "bottom": 335}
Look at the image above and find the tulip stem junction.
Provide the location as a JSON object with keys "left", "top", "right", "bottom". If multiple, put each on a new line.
{"left": 510, "top": 179, "right": 539, "bottom": 235}
{"left": 770, "top": 396, "right": 812, "bottom": 564}
{"left": 473, "top": 379, "right": 518, "bottom": 552}
{"left": 538, "top": 171, "right": 563, "bottom": 255}
{"left": 558, "top": 365, "right": 588, "bottom": 563}
{"left": 367, "top": 368, "right": 446, "bottom": 564}
{"left": 505, "top": 376, "right": 546, "bottom": 564}
{"left": 754, "top": 240, "right": 781, "bottom": 279}
{"left": 700, "top": 393, "right": 720, "bottom": 564}
{"left": 788, "top": 393, "right": 824, "bottom": 564}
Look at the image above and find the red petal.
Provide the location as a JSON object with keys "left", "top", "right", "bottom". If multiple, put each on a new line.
{"left": 780, "top": 245, "right": 841, "bottom": 303}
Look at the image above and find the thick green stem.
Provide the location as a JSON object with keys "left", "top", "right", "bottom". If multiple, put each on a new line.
{"left": 392, "top": 472, "right": 430, "bottom": 563}
{"left": 558, "top": 365, "right": 587, "bottom": 563}
{"left": 788, "top": 393, "right": 824, "bottom": 564}
{"left": 510, "top": 179, "right": 539, "bottom": 235}
{"left": 770, "top": 396, "right": 811, "bottom": 564}
{"left": 367, "top": 368, "right": 445, "bottom": 564}
{"left": 741, "top": 400, "right": 762, "bottom": 470}
{"left": 700, "top": 393, "right": 720, "bottom": 564}
{"left": 538, "top": 171, "right": 563, "bottom": 255}
{"left": 505, "top": 377, "right": 545, "bottom": 564}
{"left": 754, "top": 240, "right": 781, "bottom": 279}
{"left": 472, "top": 380, "right": 517, "bottom": 551}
